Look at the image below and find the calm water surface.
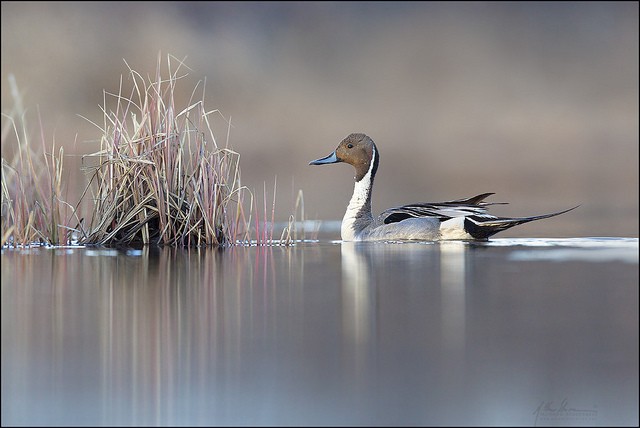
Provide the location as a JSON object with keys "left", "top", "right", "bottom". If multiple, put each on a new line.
{"left": 2, "top": 238, "right": 638, "bottom": 426}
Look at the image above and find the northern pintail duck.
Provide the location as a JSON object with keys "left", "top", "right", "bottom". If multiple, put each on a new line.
{"left": 310, "top": 133, "right": 577, "bottom": 241}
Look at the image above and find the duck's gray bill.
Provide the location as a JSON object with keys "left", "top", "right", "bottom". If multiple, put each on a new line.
{"left": 309, "top": 151, "right": 339, "bottom": 165}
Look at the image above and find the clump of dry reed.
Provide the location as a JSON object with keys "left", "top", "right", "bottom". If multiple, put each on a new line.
{"left": 1, "top": 55, "right": 301, "bottom": 248}
{"left": 80, "top": 56, "right": 251, "bottom": 246}
{"left": 1, "top": 75, "right": 80, "bottom": 247}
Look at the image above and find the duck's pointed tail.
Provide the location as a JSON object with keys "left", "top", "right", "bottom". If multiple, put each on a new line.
{"left": 463, "top": 206, "right": 579, "bottom": 240}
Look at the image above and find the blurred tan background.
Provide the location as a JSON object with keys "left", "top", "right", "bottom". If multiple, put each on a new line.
{"left": 2, "top": 2, "right": 638, "bottom": 237}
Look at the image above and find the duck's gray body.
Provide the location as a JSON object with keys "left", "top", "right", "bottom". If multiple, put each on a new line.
{"left": 310, "top": 133, "right": 576, "bottom": 242}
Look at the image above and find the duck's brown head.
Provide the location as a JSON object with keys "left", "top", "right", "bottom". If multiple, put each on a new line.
{"left": 309, "top": 133, "right": 379, "bottom": 182}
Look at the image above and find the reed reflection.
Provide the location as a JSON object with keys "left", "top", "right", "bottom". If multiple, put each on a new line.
{"left": 2, "top": 245, "right": 310, "bottom": 425}
{"left": 96, "top": 247, "right": 228, "bottom": 425}
{"left": 96, "top": 245, "right": 295, "bottom": 425}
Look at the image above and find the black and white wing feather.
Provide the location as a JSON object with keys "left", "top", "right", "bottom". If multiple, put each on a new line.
{"left": 379, "top": 192, "right": 505, "bottom": 224}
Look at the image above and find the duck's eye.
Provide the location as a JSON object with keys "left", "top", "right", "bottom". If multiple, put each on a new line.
{"left": 347, "top": 143, "right": 354, "bottom": 149}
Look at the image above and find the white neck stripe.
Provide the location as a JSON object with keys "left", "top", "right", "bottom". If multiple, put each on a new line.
{"left": 341, "top": 147, "right": 376, "bottom": 240}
